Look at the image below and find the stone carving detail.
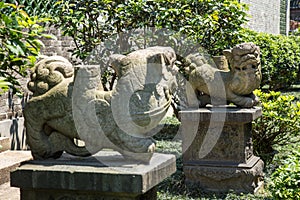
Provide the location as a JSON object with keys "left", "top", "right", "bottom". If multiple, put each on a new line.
{"left": 184, "top": 159, "right": 264, "bottom": 192}
{"left": 24, "top": 46, "right": 177, "bottom": 160}
{"left": 188, "top": 42, "right": 261, "bottom": 107}
{"left": 185, "top": 123, "right": 254, "bottom": 163}
{"left": 212, "top": 55, "right": 229, "bottom": 71}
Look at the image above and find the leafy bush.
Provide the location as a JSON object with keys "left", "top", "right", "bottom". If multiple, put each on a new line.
{"left": 0, "top": 2, "right": 54, "bottom": 92}
{"left": 240, "top": 29, "right": 300, "bottom": 90}
{"left": 3, "top": 0, "right": 60, "bottom": 17}
{"left": 269, "top": 149, "right": 300, "bottom": 200}
{"left": 252, "top": 90, "right": 300, "bottom": 164}
{"left": 54, "top": 0, "right": 248, "bottom": 60}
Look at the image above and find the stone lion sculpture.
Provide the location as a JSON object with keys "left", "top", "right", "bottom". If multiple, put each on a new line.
{"left": 24, "top": 46, "right": 177, "bottom": 161}
{"left": 188, "top": 42, "right": 261, "bottom": 107}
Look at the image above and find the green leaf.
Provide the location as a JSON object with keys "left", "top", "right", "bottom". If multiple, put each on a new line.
{"left": 41, "top": 33, "right": 57, "bottom": 40}
{"left": 6, "top": 44, "right": 19, "bottom": 55}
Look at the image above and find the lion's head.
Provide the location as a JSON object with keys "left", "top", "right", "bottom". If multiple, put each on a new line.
{"left": 223, "top": 42, "right": 262, "bottom": 94}
{"left": 223, "top": 42, "right": 261, "bottom": 77}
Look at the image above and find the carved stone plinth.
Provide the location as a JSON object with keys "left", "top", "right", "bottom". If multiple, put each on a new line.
{"left": 180, "top": 107, "right": 264, "bottom": 193}
{"left": 10, "top": 151, "right": 176, "bottom": 200}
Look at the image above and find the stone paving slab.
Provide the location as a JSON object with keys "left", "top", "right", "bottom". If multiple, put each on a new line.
{"left": 0, "top": 150, "right": 32, "bottom": 185}
{"left": 0, "top": 181, "right": 19, "bottom": 200}
{"left": 0, "top": 137, "right": 10, "bottom": 153}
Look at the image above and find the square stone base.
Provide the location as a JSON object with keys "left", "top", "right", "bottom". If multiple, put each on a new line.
{"left": 20, "top": 186, "right": 157, "bottom": 200}
{"left": 180, "top": 107, "right": 264, "bottom": 194}
{"left": 184, "top": 156, "right": 264, "bottom": 193}
{"left": 11, "top": 151, "right": 176, "bottom": 200}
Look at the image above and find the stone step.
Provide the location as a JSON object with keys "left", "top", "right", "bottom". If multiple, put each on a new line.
{"left": 0, "top": 137, "right": 10, "bottom": 153}
{"left": 0, "top": 181, "right": 19, "bottom": 200}
{"left": 0, "top": 150, "right": 32, "bottom": 185}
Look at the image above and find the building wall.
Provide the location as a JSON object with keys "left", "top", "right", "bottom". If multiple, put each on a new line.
{"left": 40, "top": 26, "right": 78, "bottom": 63}
{"left": 280, "top": 0, "right": 290, "bottom": 35}
{"left": 240, "top": 0, "right": 281, "bottom": 34}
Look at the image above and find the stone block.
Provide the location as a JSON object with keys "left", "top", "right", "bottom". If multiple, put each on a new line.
{"left": 11, "top": 151, "right": 176, "bottom": 200}
{"left": 180, "top": 107, "right": 264, "bottom": 193}
{"left": 0, "top": 137, "right": 10, "bottom": 152}
{"left": 0, "top": 150, "right": 32, "bottom": 185}
{"left": 184, "top": 157, "right": 264, "bottom": 194}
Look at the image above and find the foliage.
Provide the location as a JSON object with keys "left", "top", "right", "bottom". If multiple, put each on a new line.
{"left": 0, "top": 2, "right": 54, "bottom": 92}
{"left": 3, "top": 0, "right": 60, "bottom": 17}
{"left": 269, "top": 149, "right": 300, "bottom": 200}
{"left": 240, "top": 29, "right": 300, "bottom": 90}
{"left": 290, "top": 27, "right": 300, "bottom": 36}
{"left": 252, "top": 90, "right": 300, "bottom": 164}
{"left": 54, "top": 0, "right": 248, "bottom": 60}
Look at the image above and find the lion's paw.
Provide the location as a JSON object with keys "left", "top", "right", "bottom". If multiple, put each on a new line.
{"left": 147, "top": 143, "right": 156, "bottom": 153}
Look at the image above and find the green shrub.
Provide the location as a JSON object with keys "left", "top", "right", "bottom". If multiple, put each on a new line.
{"left": 54, "top": 0, "right": 248, "bottom": 60}
{"left": 252, "top": 90, "right": 300, "bottom": 164}
{"left": 240, "top": 29, "right": 300, "bottom": 90}
{"left": 3, "top": 0, "right": 60, "bottom": 17}
{"left": 269, "top": 149, "right": 300, "bottom": 200}
{"left": 0, "top": 2, "right": 54, "bottom": 92}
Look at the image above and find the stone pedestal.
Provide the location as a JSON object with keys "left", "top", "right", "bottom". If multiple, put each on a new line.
{"left": 180, "top": 106, "right": 264, "bottom": 193}
{"left": 11, "top": 151, "right": 176, "bottom": 200}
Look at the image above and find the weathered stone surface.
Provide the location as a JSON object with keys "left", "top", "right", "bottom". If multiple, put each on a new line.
{"left": 11, "top": 151, "right": 176, "bottom": 200}
{"left": 184, "top": 159, "right": 264, "bottom": 193}
{"left": 181, "top": 107, "right": 264, "bottom": 193}
{"left": 0, "top": 150, "right": 32, "bottom": 185}
{"left": 212, "top": 55, "right": 229, "bottom": 71}
{"left": 188, "top": 42, "right": 261, "bottom": 108}
{"left": 24, "top": 46, "right": 178, "bottom": 161}
{"left": 0, "top": 137, "right": 10, "bottom": 152}
{"left": 180, "top": 106, "right": 262, "bottom": 123}
{"left": 0, "top": 181, "right": 20, "bottom": 200}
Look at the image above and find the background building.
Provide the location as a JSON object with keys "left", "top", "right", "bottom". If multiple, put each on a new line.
{"left": 290, "top": 0, "right": 300, "bottom": 31}
{"left": 240, "top": 0, "right": 290, "bottom": 35}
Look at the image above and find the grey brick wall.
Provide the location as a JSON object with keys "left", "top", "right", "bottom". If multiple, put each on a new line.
{"left": 241, "top": 0, "right": 281, "bottom": 34}
{"left": 40, "top": 26, "right": 79, "bottom": 64}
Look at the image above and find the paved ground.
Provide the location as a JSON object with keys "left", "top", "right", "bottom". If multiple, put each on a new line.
{"left": 0, "top": 150, "right": 32, "bottom": 200}
{"left": 0, "top": 182, "right": 19, "bottom": 200}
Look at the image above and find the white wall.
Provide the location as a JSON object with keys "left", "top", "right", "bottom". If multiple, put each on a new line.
{"left": 240, "top": 0, "right": 281, "bottom": 34}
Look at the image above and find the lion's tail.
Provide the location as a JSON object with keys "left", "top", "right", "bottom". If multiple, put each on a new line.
{"left": 27, "top": 56, "right": 74, "bottom": 96}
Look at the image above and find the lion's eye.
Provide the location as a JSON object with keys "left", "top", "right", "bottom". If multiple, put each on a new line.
{"left": 235, "top": 67, "right": 241, "bottom": 71}
{"left": 252, "top": 64, "right": 257, "bottom": 69}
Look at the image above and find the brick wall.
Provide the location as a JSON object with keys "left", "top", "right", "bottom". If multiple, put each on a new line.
{"left": 40, "top": 26, "right": 79, "bottom": 64}
{"left": 241, "top": 0, "right": 281, "bottom": 34}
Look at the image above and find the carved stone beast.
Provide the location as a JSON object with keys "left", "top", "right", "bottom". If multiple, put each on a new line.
{"left": 24, "top": 46, "right": 177, "bottom": 161}
{"left": 188, "top": 42, "right": 261, "bottom": 107}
